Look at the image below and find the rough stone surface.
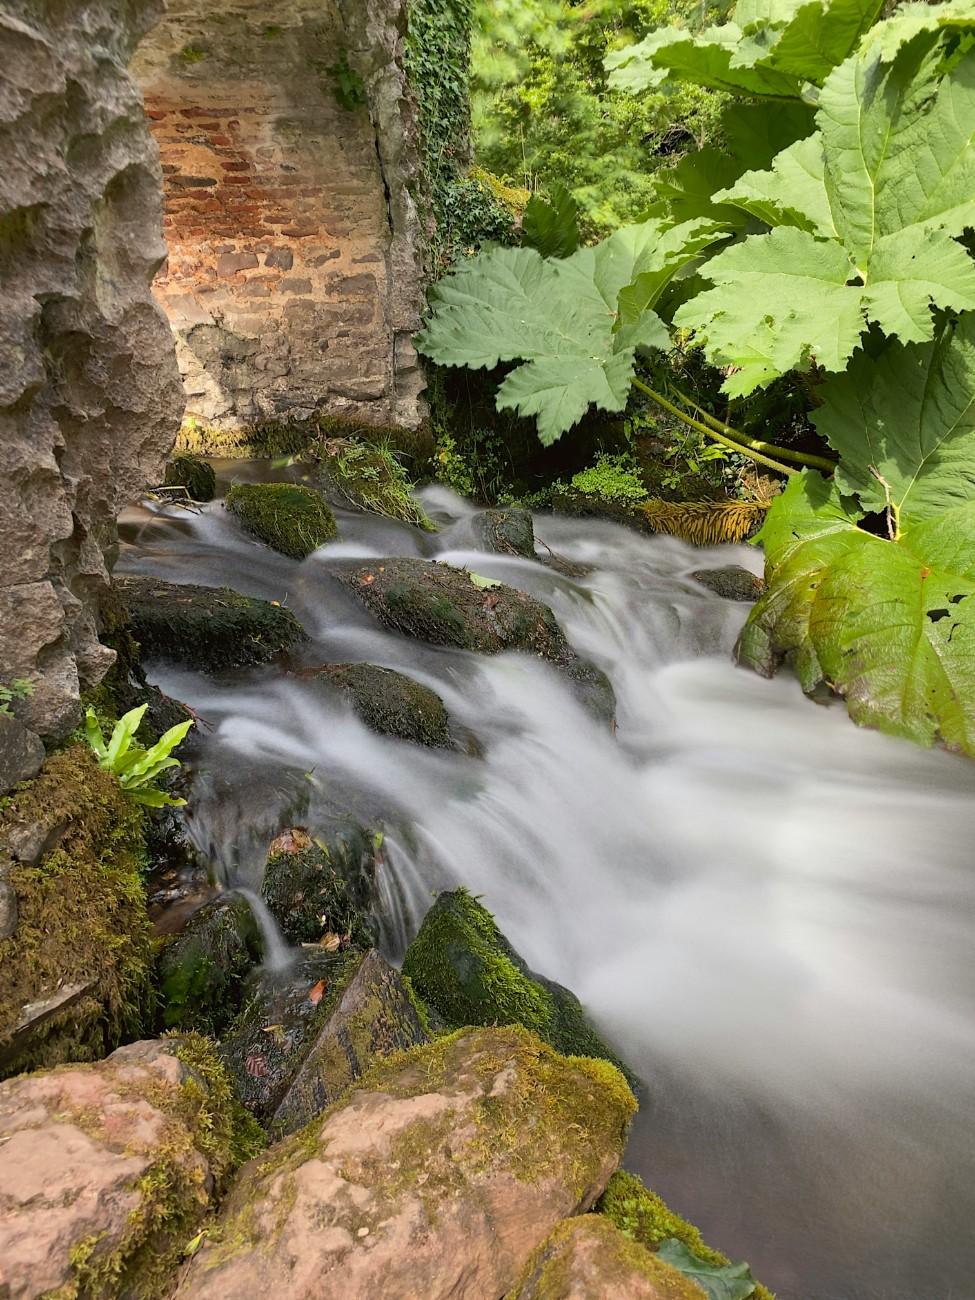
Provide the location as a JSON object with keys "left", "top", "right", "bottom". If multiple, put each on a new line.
{"left": 0, "top": 715, "right": 45, "bottom": 797}
{"left": 690, "top": 565, "right": 765, "bottom": 602}
{"left": 0, "top": 861, "right": 16, "bottom": 941}
{"left": 222, "top": 948, "right": 429, "bottom": 1135}
{"left": 0, "top": 1, "right": 183, "bottom": 743}
{"left": 0, "top": 1038, "right": 236, "bottom": 1300}
{"left": 178, "top": 1025, "right": 635, "bottom": 1299}
{"left": 132, "top": 0, "right": 427, "bottom": 431}
{"left": 472, "top": 507, "right": 536, "bottom": 559}
{"left": 314, "top": 661, "right": 452, "bottom": 747}
{"left": 511, "top": 1216, "right": 708, "bottom": 1300}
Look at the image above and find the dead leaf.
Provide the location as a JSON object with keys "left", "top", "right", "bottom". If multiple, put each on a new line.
{"left": 360, "top": 573, "right": 376, "bottom": 586}
{"left": 483, "top": 593, "right": 499, "bottom": 610}
{"left": 319, "top": 932, "right": 341, "bottom": 952}
{"left": 245, "top": 1053, "right": 268, "bottom": 1078}
{"left": 309, "top": 979, "right": 327, "bottom": 1006}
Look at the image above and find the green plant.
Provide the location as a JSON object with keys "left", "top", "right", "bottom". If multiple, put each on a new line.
{"left": 317, "top": 438, "right": 436, "bottom": 530}
{"left": 571, "top": 454, "right": 648, "bottom": 504}
{"left": 0, "top": 678, "right": 33, "bottom": 715}
{"left": 329, "top": 50, "right": 366, "bottom": 110}
{"left": 84, "top": 704, "right": 193, "bottom": 808}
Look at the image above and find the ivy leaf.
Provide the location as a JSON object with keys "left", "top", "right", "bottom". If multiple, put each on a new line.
{"left": 656, "top": 1239, "right": 756, "bottom": 1300}
{"left": 739, "top": 472, "right": 975, "bottom": 753}
{"left": 521, "top": 181, "right": 580, "bottom": 259}
{"left": 814, "top": 317, "right": 975, "bottom": 524}
{"left": 677, "top": 42, "right": 975, "bottom": 392}
{"left": 415, "top": 219, "right": 726, "bottom": 444}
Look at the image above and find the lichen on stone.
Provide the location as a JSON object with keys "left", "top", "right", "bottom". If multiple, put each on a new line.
{"left": 225, "top": 480, "right": 337, "bottom": 559}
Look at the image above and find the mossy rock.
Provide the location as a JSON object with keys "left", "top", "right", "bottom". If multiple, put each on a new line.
{"left": 511, "top": 1215, "right": 708, "bottom": 1299}
{"left": 0, "top": 747, "right": 153, "bottom": 1079}
{"left": 471, "top": 507, "right": 536, "bottom": 558}
{"left": 225, "top": 481, "right": 337, "bottom": 558}
{"left": 690, "top": 566, "right": 765, "bottom": 602}
{"left": 313, "top": 663, "right": 452, "bottom": 748}
{"left": 261, "top": 826, "right": 377, "bottom": 948}
{"left": 116, "top": 575, "right": 306, "bottom": 671}
{"left": 330, "top": 558, "right": 615, "bottom": 723}
{"left": 402, "top": 888, "right": 633, "bottom": 1082}
{"left": 597, "top": 1171, "right": 775, "bottom": 1300}
{"left": 317, "top": 438, "right": 435, "bottom": 530}
{"left": 164, "top": 453, "right": 216, "bottom": 502}
{"left": 158, "top": 893, "right": 264, "bottom": 1037}
{"left": 221, "top": 948, "right": 429, "bottom": 1135}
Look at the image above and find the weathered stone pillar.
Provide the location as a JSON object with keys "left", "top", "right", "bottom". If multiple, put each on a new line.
{"left": 0, "top": 0, "right": 182, "bottom": 756}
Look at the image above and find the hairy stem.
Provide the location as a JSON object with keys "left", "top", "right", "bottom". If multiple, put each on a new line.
{"left": 670, "top": 387, "right": 838, "bottom": 473}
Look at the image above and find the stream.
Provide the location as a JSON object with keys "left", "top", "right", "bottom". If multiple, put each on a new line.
{"left": 119, "top": 460, "right": 975, "bottom": 1300}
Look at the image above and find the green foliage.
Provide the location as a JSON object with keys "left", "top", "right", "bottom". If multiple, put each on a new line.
{"left": 657, "top": 1240, "right": 757, "bottom": 1300}
{"left": 521, "top": 181, "right": 581, "bottom": 258}
{"left": 226, "top": 481, "right": 337, "bottom": 559}
{"left": 318, "top": 438, "right": 436, "bottom": 530}
{"left": 85, "top": 704, "right": 192, "bottom": 809}
{"left": 329, "top": 50, "right": 366, "bottom": 110}
{"left": 571, "top": 454, "right": 648, "bottom": 504}
{"left": 0, "top": 677, "right": 33, "bottom": 715}
{"left": 416, "top": 218, "right": 726, "bottom": 444}
{"left": 437, "top": 172, "right": 518, "bottom": 258}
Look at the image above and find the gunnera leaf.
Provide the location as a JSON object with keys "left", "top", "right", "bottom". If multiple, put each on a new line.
{"left": 656, "top": 1238, "right": 757, "bottom": 1300}
{"left": 521, "top": 181, "right": 581, "bottom": 259}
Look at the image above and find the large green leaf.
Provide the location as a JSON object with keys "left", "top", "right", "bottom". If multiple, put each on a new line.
{"left": 605, "top": 0, "right": 882, "bottom": 99}
{"left": 867, "top": 0, "right": 975, "bottom": 62}
{"left": 656, "top": 1239, "right": 756, "bottom": 1300}
{"left": 739, "top": 471, "right": 975, "bottom": 753}
{"left": 678, "top": 40, "right": 975, "bottom": 392}
{"left": 415, "top": 219, "right": 726, "bottom": 444}
{"left": 813, "top": 317, "right": 975, "bottom": 524}
{"left": 521, "top": 182, "right": 581, "bottom": 260}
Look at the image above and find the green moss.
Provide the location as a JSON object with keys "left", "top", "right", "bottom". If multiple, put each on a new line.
{"left": 164, "top": 454, "right": 216, "bottom": 503}
{"left": 225, "top": 482, "right": 336, "bottom": 559}
{"left": 170, "top": 1033, "right": 266, "bottom": 1175}
{"left": 570, "top": 454, "right": 649, "bottom": 505}
{"left": 116, "top": 576, "right": 306, "bottom": 671}
{"left": 402, "top": 888, "right": 632, "bottom": 1080}
{"left": 261, "top": 827, "right": 376, "bottom": 947}
{"left": 158, "top": 894, "right": 264, "bottom": 1036}
{"left": 0, "top": 747, "right": 153, "bottom": 1078}
{"left": 317, "top": 438, "right": 435, "bottom": 530}
{"left": 174, "top": 413, "right": 435, "bottom": 467}
{"left": 316, "top": 663, "right": 451, "bottom": 747}
{"left": 597, "top": 1171, "right": 775, "bottom": 1300}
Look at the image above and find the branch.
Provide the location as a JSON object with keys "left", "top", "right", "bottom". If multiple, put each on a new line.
{"left": 669, "top": 386, "right": 838, "bottom": 473}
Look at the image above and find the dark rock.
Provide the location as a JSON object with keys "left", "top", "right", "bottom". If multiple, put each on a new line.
{"left": 312, "top": 663, "right": 451, "bottom": 747}
{"left": 116, "top": 575, "right": 307, "bottom": 670}
{"left": 690, "top": 565, "right": 764, "bottom": 602}
{"left": 0, "top": 982, "right": 96, "bottom": 1075}
{"left": 330, "top": 558, "right": 615, "bottom": 723}
{"left": 0, "top": 862, "right": 15, "bottom": 941}
{"left": 471, "top": 507, "right": 535, "bottom": 559}
{"left": 0, "top": 714, "right": 45, "bottom": 796}
{"left": 221, "top": 948, "right": 428, "bottom": 1135}
{"left": 158, "top": 892, "right": 264, "bottom": 1036}
{"left": 261, "top": 825, "right": 377, "bottom": 948}
{"left": 225, "top": 481, "right": 337, "bottom": 559}
{"left": 163, "top": 453, "right": 216, "bottom": 502}
{"left": 403, "top": 887, "right": 634, "bottom": 1083}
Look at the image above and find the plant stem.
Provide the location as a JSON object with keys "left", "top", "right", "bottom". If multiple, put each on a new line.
{"left": 669, "top": 386, "right": 838, "bottom": 473}
{"left": 631, "top": 378, "right": 796, "bottom": 477}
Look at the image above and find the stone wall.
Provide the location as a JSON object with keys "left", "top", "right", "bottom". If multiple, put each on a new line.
{"left": 0, "top": 0, "right": 182, "bottom": 758}
{"left": 132, "top": 0, "right": 428, "bottom": 434}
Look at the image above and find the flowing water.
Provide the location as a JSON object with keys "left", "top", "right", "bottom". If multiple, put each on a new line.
{"left": 119, "top": 462, "right": 975, "bottom": 1300}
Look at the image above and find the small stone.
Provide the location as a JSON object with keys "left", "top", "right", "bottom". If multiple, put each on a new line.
{"left": 264, "top": 248, "right": 294, "bottom": 270}
{"left": 690, "top": 564, "right": 765, "bottom": 602}
{"left": 0, "top": 714, "right": 45, "bottom": 797}
{"left": 216, "top": 251, "right": 259, "bottom": 276}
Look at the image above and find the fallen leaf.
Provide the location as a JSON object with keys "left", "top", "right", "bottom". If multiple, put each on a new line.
{"left": 245, "top": 1053, "right": 268, "bottom": 1078}
{"left": 183, "top": 1230, "right": 207, "bottom": 1258}
{"left": 483, "top": 593, "right": 499, "bottom": 610}
{"left": 319, "top": 932, "right": 341, "bottom": 951}
{"left": 309, "top": 979, "right": 327, "bottom": 1005}
{"left": 469, "top": 572, "right": 500, "bottom": 589}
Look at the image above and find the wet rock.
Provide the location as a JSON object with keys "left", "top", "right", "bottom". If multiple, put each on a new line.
{"left": 178, "top": 1025, "right": 635, "bottom": 1299}
{"left": 472, "top": 507, "right": 536, "bottom": 558}
{"left": 0, "top": 714, "right": 45, "bottom": 796}
{"left": 164, "top": 453, "right": 216, "bottom": 502}
{"left": 0, "top": 1036, "right": 260, "bottom": 1300}
{"left": 158, "top": 892, "right": 263, "bottom": 1036}
{"left": 0, "top": 861, "right": 16, "bottom": 941}
{"left": 511, "top": 1216, "right": 708, "bottom": 1299}
{"left": 403, "top": 888, "right": 632, "bottom": 1082}
{"left": 0, "top": 748, "right": 153, "bottom": 1078}
{"left": 313, "top": 662, "right": 452, "bottom": 747}
{"left": 226, "top": 481, "right": 337, "bottom": 559}
{"left": 262, "top": 825, "right": 378, "bottom": 948}
{"left": 331, "top": 558, "right": 615, "bottom": 722}
{"left": 116, "top": 575, "right": 306, "bottom": 670}
{"left": 222, "top": 949, "right": 429, "bottom": 1135}
{"left": 690, "top": 565, "right": 764, "bottom": 602}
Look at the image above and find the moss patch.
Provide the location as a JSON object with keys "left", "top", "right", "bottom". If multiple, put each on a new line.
{"left": 314, "top": 663, "right": 451, "bottom": 748}
{"left": 402, "top": 888, "right": 633, "bottom": 1081}
{"left": 261, "top": 826, "right": 376, "bottom": 948}
{"left": 116, "top": 576, "right": 306, "bottom": 671}
{"left": 157, "top": 893, "right": 264, "bottom": 1037}
{"left": 225, "top": 482, "right": 337, "bottom": 559}
{"left": 597, "top": 1170, "right": 775, "bottom": 1300}
{"left": 0, "top": 747, "right": 153, "bottom": 1077}
{"left": 317, "top": 438, "right": 435, "bottom": 530}
{"left": 163, "top": 454, "right": 216, "bottom": 502}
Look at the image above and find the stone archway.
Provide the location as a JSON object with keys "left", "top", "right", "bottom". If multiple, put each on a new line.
{"left": 131, "top": 0, "right": 428, "bottom": 436}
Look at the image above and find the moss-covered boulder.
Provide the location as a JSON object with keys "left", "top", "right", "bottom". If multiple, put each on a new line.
{"left": 471, "top": 507, "right": 535, "bottom": 558}
{"left": 158, "top": 893, "right": 264, "bottom": 1037}
{"left": 177, "top": 1025, "right": 635, "bottom": 1299}
{"left": 511, "top": 1215, "right": 707, "bottom": 1299}
{"left": 221, "top": 949, "right": 429, "bottom": 1135}
{"left": 0, "top": 1035, "right": 262, "bottom": 1300}
{"left": 330, "top": 558, "right": 615, "bottom": 722}
{"left": 312, "top": 662, "right": 452, "bottom": 747}
{"left": 0, "top": 747, "right": 153, "bottom": 1079}
{"left": 261, "top": 825, "right": 377, "bottom": 948}
{"left": 164, "top": 453, "right": 216, "bottom": 502}
{"left": 226, "top": 481, "right": 337, "bottom": 559}
{"left": 318, "top": 438, "right": 435, "bottom": 529}
{"left": 402, "top": 888, "right": 631, "bottom": 1081}
{"left": 116, "top": 576, "right": 306, "bottom": 671}
{"left": 690, "top": 565, "right": 764, "bottom": 602}
{"left": 598, "top": 1171, "right": 774, "bottom": 1300}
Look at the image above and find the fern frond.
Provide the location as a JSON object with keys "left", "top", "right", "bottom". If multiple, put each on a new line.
{"left": 642, "top": 498, "right": 770, "bottom": 546}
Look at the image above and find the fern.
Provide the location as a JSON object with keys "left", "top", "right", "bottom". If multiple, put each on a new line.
{"left": 642, "top": 498, "right": 771, "bottom": 545}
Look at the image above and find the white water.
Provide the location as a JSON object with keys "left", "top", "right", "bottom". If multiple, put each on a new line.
{"left": 120, "top": 468, "right": 975, "bottom": 1299}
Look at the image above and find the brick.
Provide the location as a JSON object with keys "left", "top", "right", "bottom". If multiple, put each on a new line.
{"left": 264, "top": 248, "right": 293, "bottom": 270}
{"left": 216, "top": 252, "right": 259, "bottom": 276}
{"left": 280, "top": 277, "right": 312, "bottom": 294}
